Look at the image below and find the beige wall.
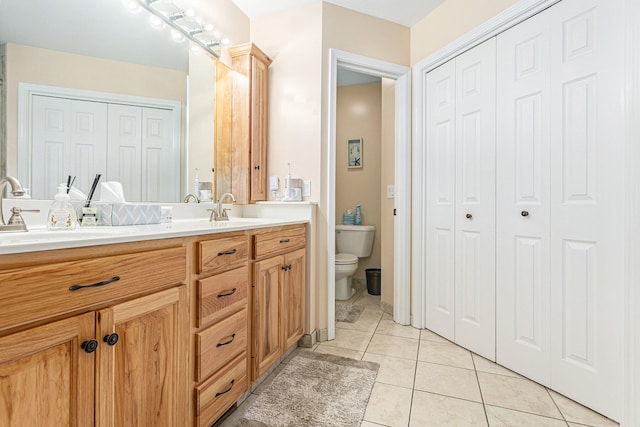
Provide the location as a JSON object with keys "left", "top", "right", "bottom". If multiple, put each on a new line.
{"left": 3, "top": 43, "right": 187, "bottom": 183}
{"left": 410, "top": 0, "right": 518, "bottom": 64}
{"left": 250, "top": 1, "right": 323, "bottom": 334}
{"left": 380, "top": 78, "right": 395, "bottom": 313}
{"left": 336, "top": 82, "right": 382, "bottom": 280}
{"left": 320, "top": 3, "right": 409, "bottom": 331}
{"left": 251, "top": 1, "right": 409, "bottom": 335}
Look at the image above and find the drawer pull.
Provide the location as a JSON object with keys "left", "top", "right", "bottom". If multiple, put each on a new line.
{"left": 217, "top": 288, "right": 237, "bottom": 298}
{"left": 217, "top": 249, "right": 237, "bottom": 256}
{"left": 215, "top": 379, "right": 236, "bottom": 397}
{"left": 216, "top": 333, "right": 237, "bottom": 348}
{"left": 279, "top": 239, "right": 290, "bottom": 243}
{"left": 69, "top": 276, "right": 120, "bottom": 291}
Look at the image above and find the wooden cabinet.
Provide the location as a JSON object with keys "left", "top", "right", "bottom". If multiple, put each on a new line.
{"left": 96, "top": 286, "right": 188, "bottom": 427}
{"left": 0, "top": 313, "right": 95, "bottom": 426}
{"left": 0, "top": 241, "right": 188, "bottom": 427}
{"left": 251, "top": 225, "right": 306, "bottom": 380}
{"left": 226, "top": 42, "right": 272, "bottom": 204}
{"left": 192, "top": 233, "right": 250, "bottom": 427}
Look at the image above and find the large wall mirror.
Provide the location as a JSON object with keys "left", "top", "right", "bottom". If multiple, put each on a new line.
{"left": 0, "top": 0, "right": 232, "bottom": 203}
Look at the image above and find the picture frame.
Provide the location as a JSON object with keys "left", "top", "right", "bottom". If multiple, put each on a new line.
{"left": 347, "top": 138, "right": 363, "bottom": 169}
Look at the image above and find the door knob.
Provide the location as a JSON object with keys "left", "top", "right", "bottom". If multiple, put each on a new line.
{"left": 466, "top": 213, "right": 472, "bottom": 219}
{"left": 103, "top": 333, "right": 119, "bottom": 346}
{"left": 521, "top": 210, "right": 529, "bottom": 217}
{"left": 81, "top": 339, "right": 98, "bottom": 353}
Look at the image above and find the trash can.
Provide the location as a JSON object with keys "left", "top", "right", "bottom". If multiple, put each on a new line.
{"left": 365, "top": 268, "right": 381, "bottom": 295}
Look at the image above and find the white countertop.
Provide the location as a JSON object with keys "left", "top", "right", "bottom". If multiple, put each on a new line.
{"left": 0, "top": 217, "right": 308, "bottom": 255}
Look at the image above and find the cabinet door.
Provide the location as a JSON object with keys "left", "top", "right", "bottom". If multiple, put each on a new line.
{"left": 454, "top": 38, "right": 496, "bottom": 361}
{"left": 496, "top": 8, "right": 552, "bottom": 386}
{"left": 282, "top": 248, "right": 305, "bottom": 350}
{"left": 252, "top": 255, "right": 283, "bottom": 379}
{"left": 95, "top": 286, "right": 188, "bottom": 427}
{"left": 250, "top": 56, "right": 269, "bottom": 202}
{"left": 424, "top": 58, "right": 456, "bottom": 341}
{"left": 0, "top": 313, "right": 95, "bottom": 427}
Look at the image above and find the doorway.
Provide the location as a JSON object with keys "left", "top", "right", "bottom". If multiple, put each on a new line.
{"left": 327, "top": 49, "right": 411, "bottom": 340}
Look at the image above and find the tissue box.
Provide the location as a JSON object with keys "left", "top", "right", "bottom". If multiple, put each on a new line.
{"left": 97, "top": 203, "right": 161, "bottom": 226}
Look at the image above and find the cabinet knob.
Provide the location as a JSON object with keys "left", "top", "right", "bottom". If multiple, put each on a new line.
{"left": 81, "top": 339, "right": 98, "bottom": 354}
{"left": 466, "top": 213, "right": 473, "bottom": 219}
{"left": 254, "top": 165, "right": 260, "bottom": 170}
{"left": 521, "top": 210, "right": 529, "bottom": 217}
{"left": 103, "top": 333, "right": 119, "bottom": 346}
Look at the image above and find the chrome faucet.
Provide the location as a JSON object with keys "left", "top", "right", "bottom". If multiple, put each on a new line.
{"left": 183, "top": 193, "right": 201, "bottom": 203}
{"left": 208, "top": 192, "right": 236, "bottom": 221}
{"left": 0, "top": 177, "right": 28, "bottom": 232}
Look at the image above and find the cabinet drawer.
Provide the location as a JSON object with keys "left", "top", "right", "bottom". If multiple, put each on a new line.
{"left": 196, "top": 352, "right": 247, "bottom": 427}
{"left": 196, "top": 308, "right": 247, "bottom": 382}
{"left": 253, "top": 225, "right": 305, "bottom": 259}
{"left": 198, "top": 235, "right": 248, "bottom": 275}
{"left": 0, "top": 246, "right": 186, "bottom": 334}
{"left": 197, "top": 266, "right": 248, "bottom": 327}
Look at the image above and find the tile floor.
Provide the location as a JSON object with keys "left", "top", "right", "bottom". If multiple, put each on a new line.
{"left": 226, "top": 290, "right": 620, "bottom": 427}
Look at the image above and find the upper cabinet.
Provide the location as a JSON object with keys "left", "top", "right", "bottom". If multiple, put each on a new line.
{"left": 216, "top": 43, "right": 272, "bottom": 204}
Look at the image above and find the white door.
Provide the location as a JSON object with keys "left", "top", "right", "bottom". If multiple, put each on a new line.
{"left": 548, "top": 0, "right": 624, "bottom": 419}
{"left": 454, "top": 38, "right": 496, "bottom": 361}
{"left": 496, "top": 8, "right": 552, "bottom": 385}
{"left": 107, "top": 104, "right": 142, "bottom": 201}
{"left": 32, "top": 96, "right": 107, "bottom": 199}
{"left": 141, "top": 107, "right": 179, "bottom": 202}
{"left": 424, "top": 59, "right": 456, "bottom": 341}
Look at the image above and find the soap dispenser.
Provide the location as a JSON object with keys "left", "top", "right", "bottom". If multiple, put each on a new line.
{"left": 47, "top": 184, "right": 77, "bottom": 230}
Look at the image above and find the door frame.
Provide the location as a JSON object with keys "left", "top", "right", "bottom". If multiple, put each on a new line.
{"left": 412, "top": 0, "right": 640, "bottom": 424}
{"left": 327, "top": 49, "right": 411, "bottom": 340}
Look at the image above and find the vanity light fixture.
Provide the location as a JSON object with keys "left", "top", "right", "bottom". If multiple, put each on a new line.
{"left": 134, "top": 0, "right": 229, "bottom": 59}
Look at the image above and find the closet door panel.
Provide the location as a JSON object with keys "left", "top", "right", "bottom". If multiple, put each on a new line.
{"left": 70, "top": 100, "right": 108, "bottom": 197}
{"left": 425, "top": 60, "right": 456, "bottom": 340}
{"left": 141, "top": 107, "right": 179, "bottom": 202}
{"left": 548, "top": 0, "right": 624, "bottom": 419}
{"left": 496, "top": 9, "right": 551, "bottom": 385}
{"left": 108, "top": 104, "right": 142, "bottom": 201}
{"left": 454, "top": 38, "right": 496, "bottom": 360}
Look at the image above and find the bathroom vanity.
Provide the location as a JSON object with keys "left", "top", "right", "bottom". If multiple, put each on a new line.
{"left": 0, "top": 217, "right": 307, "bottom": 427}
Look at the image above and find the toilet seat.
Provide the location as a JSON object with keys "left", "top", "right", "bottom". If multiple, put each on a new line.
{"left": 335, "top": 253, "right": 358, "bottom": 265}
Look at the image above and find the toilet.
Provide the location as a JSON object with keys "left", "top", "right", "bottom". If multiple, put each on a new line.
{"left": 335, "top": 224, "right": 375, "bottom": 300}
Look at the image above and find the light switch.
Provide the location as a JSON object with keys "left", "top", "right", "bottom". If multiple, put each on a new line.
{"left": 303, "top": 180, "right": 311, "bottom": 197}
{"left": 386, "top": 185, "right": 395, "bottom": 199}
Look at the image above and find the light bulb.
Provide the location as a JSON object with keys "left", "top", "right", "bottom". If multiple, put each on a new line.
{"left": 171, "top": 29, "right": 185, "bottom": 43}
{"left": 221, "top": 38, "right": 230, "bottom": 46}
{"left": 124, "top": 0, "right": 141, "bottom": 13}
{"left": 184, "top": 8, "right": 196, "bottom": 18}
{"left": 149, "top": 15, "right": 165, "bottom": 30}
{"left": 204, "top": 23, "right": 214, "bottom": 32}
{"left": 190, "top": 45, "right": 203, "bottom": 54}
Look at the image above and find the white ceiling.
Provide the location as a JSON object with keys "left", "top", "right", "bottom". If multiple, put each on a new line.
{"left": 231, "top": 0, "right": 445, "bottom": 27}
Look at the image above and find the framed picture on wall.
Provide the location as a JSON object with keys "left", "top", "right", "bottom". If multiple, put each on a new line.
{"left": 347, "top": 138, "right": 363, "bottom": 168}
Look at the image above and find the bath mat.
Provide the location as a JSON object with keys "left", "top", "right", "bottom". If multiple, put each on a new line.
{"left": 335, "top": 303, "right": 365, "bottom": 323}
{"left": 228, "top": 351, "right": 379, "bottom": 427}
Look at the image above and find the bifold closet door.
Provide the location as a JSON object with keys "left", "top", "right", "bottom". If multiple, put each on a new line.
{"left": 496, "top": 7, "right": 552, "bottom": 386}
{"left": 497, "top": 0, "right": 624, "bottom": 419}
{"left": 424, "top": 39, "right": 496, "bottom": 357}
{"left": 32, "top": 96, "right": 107, "bottom": 199}
{"left": 453, "top": 39, "right": 496, "bottom": 361}
{"left": 547, "top": 0, "right": 624, "bottom": 419}
{"left": 425, "top": 59, "right": 456, "bottom": 341}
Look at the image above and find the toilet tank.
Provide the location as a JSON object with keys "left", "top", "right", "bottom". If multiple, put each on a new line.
{"left": 335, "top": 224, "right": 375, "bottom": 257}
